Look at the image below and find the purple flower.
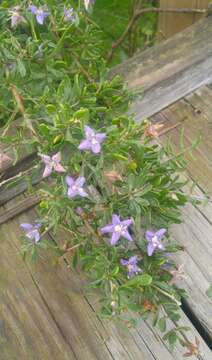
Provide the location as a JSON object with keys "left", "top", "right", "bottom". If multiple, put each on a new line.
{"left": 9, "top": 7, "right": 26, "bottom": 28}
{"left": 29, "top": 5, "right": 49, "bottom": 25}
{"left": 78, "top": 126, "right": 106, "bottom": 154}
{"left": 84, "top": 0, "right": 95, "bottom": 11}
{"left": 20, "top": 223, "right": 41, "bottom": 243}
{"left": 101, "top": 215, "right": 133, "bottom": 246}
{"left": 64, "top": 7, "right": 76, "bottom": 23}
{"left": 66, "top": 176, "right": 88, "bottom": 198}
{"left": 40, "top": 152, "right": 66, "bottom": 178}
{"left": 120, "top": 256, "right": 142, "bottom": 278}
{"left": 145, "top": 229, "right": 166, "bottom": 256}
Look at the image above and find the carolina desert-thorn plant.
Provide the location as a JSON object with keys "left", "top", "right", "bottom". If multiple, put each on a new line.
{"left": 0, "top": 1, "right": 200, "bottom": 355}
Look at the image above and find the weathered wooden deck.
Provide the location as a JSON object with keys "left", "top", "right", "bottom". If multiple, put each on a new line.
{"left": 0, "top": 16, "right": 212, "bottom": 360}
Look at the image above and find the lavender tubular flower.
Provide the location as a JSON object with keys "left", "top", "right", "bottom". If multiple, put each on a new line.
{"left": 40, "top": 152, "right": 66, "bottom": 178}
{"left": 20, "top": 223, "right": 41, "bottom": 243}
{"left": 145, "top": 228, "right": 166, "bottom": 256}
{"left": 120, "top": 256, "right": 142, "bottom": 278}
{"left": 78, "top": 126, "right": 106, "bottom": 154}
{"left": 101, "top": 215, "right": 133, "bottom": 245}
{"left": 29, "top": 5, "right": 49, "bottom": 25}
{"left": 66, "top": 176, "right": 88, "bottom": 198}
{"left": 9, "top": 7, "right": 26, "bottom": 28}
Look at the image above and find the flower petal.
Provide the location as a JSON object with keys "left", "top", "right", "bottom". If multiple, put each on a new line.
{"left": 112, "top": 214, "right": 120, "bottom": 225}
{"left": 120, "top": 259, "right": 129, "bottom": 266}
{"left": 128, "top": 255, "right": 138, "bottom": 265}
{"left": 85, "top": 125, "right": 95, "bottom": 137}
{"left": 67, "top": 188, "right": 77, "bottom": 198}
{"left": 122, "top": 231, "right": 133, "bottom": 242}
{"left": 78, "top": 188, "right": 88, "bottom": 198}
{"left": 96, "top": 133, "right": 106, "bottom": 143}
{"left": 52, "top": 152, "right": 61, "bottom": 163}
{"left": 34, "top": 223, "right": 42, "bottom": 229}
{"left": 65, "top": 176, "right": 74, "bottom": 187}
{"left": 100, "top": 224, "right": 114, "bottom": 234}
{"left": 110, "top": 232, "right": 120, "bottom": 246}
{"left": 40, "top": 154, "right": 51, "bottom": 164}
{"left": 20, "top": 223, "right": 33, "bottom": 230}
{"left": 54, "top": 163, "right": 66, "bottom": 173}
{"left": 147, "top": 243, "right": 155, "bottom": 256}
{"left": 145, "top": 230, "right": 155, "bottom": 242}
{"left": 42, "top": 165, "right": 52, "bottom": 178}
{"left": 29, "top": 5, "right": 37, "bottom": 14}
{"left": 91, "top": 142, "right": 101, "bottom": 154}
{"left": 34, "top": 230, "right": 41, "bottom": 243}
{"left": 78, "top": 140, "right": 91, "bottom": 151}
{"left": 76, "top": 176, "right": 85, "bottom": 187}
{"left": 156, "top": 228, "right": 167, "bottom": 240}
{"left": 36, "top": 13, "right": 45, "bottom": 25}
{"left": 122, "top": 218, "right": 133, "bottom": 227}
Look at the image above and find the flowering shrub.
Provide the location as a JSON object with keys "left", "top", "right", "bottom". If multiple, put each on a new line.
{"left": 0, "top": 0, "right": 198, "bottom": 353}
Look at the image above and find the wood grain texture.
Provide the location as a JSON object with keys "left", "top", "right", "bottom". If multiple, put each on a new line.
{"left": 0, "top": 199, "right": 211, "bottom": 359}
{"left": 0, "top": 194, "right": 41, "bottom": 225}
{"left": 158, "top": 0, "right": 209, "bottom": 39}
{"left": 0, "top": 165, "right": 43, "bottom": 206}
{"left": 110, "top": 15, "right": 212, "bottom": 121}
{"left": 149, "top": 85, "right": 212, "bottom": 341}
{"left": 156, "top": 86, "right": 212, "bottom": 194}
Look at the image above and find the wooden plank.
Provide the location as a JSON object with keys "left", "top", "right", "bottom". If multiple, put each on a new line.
{"left": 157, "top": 86, "right": 212, "bottom": 193}
{"left": 0, "top": 207, "right": 116, "bottom": 359}
{"left": 0, "top": 199, "right": 211, "bottom": 359}
{"left": 171, "top": 199, "right": 212, "bottom": 340}
{"left": 0, "top": 164, "right": 43, "bottom": 206}
{"left": 146, "top": 86, "right": 212, "bottom": 342}
{"left": 0, "top": 194, "right": 41, "bottom": 225}
{"left": 194, "top": 1, "right": 211, "bottom": 22}
{"left": 0, "top": 200, "right": 155, "bottom": 360}
{"left": 110, "top": 15, "right": 212, "bottom": 121}
{"left": 158, "top": 0, "right": 209, "bottom": 39}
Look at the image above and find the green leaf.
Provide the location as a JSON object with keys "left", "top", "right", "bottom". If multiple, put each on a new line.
{"left": 123, "top": 274, "right": 152, "bottom": 288}
{"left": 168, "top": 332, "right": 177, "bottom": 346}
{"left": 17, "top": 59, "right": 26, "bottom": 77}
{"left": 38, "top": 124, "right": 50, "bottom": 136}
{"left": 206, "top": 284, "right": 212, "bottom": 298}
{"left": 112, "top": 153, "right": 128, "bottom": 161}
{"left": 158, "top": 317, "right": 167, "bottom": 332}
{"left": 111, "top": 266, "right": 120, "bottom": 276}
{"left": 74, "top": 108, "right": 89, "bottom": 121}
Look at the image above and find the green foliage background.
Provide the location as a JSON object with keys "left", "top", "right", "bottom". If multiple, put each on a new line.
{"left": 93, "top": 0, "right": 158, "bottom": 65}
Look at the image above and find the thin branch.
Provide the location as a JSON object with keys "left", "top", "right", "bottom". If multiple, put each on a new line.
{"left": 107, "top": 7, "right": 207, "bottom": 62}
{"left": 152, "top": 284, "right": 182, "bottom": 306}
